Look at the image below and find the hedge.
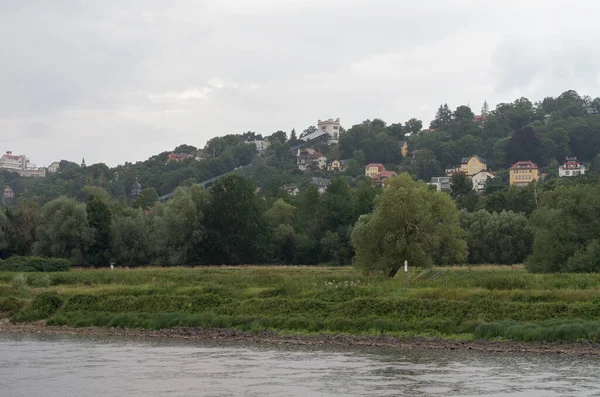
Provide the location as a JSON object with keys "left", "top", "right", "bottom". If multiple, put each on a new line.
{"left": 0, "top": 256, "right": 71, "bottom": 272}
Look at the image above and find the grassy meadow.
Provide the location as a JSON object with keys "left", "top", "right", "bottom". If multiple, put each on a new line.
{"left": 3, "top": 266, "right": 600, "bottom": 342}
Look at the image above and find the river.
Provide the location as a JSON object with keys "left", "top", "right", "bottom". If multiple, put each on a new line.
{"left": 0, "top": 333, "right": 599, "bottom": 396}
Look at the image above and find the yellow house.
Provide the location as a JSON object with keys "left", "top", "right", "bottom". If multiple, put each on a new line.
{"left": 399, "top": 141, "right": 408, "bottom": 158}
{"left": 365, "top": 163, "right": 384, "bottom": 177}
{"left": 327, "top": 160, "right": 344, "bottom": 172}
{"left": 509, "top": 161, "right": 539, "bottom": 187}
{"left": 459, "top": 155, "right": 487, "bottom": 176}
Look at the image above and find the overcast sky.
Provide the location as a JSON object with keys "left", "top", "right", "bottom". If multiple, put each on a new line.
{"left": 2, "top": 1, "right": 599, "bottom": 167}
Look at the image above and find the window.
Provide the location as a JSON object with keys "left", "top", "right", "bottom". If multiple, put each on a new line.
{"left": 333, "top": 126, "right": 339, "bottom": 130}
{"left": 321, "top": 126, "right": 327, "bottom": 131}
{"left": 565, "top": 171, "right": 570, "bottom": 176}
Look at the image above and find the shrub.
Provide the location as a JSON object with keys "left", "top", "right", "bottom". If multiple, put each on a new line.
{"left": 11, "top": 274, "right": 28, "bottom": 291}
{"left": 12, "top": 292, "right": 64, "bottom": 323}
{"left": 0, "top": 256, "right": 71, "bottom": 272}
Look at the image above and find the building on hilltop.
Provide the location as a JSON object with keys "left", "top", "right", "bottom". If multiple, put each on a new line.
{"left": 430, "top": 176, "right": 452, "bottom": 192}
{"left": 297, "top": 148, "right": 327, "bottom": 171}
{"left": 365, "top": 163, "right": 385, "bottom": 178}
{"left": 3, "top": 186, "right": 15, "bottom": 202}
{"left": 0, "top": 151, "right": 45, "bottom": 177}
{"left": 245, "top": 139, "right": 271, "bottom": 155}
{"left": 47, "top": 161, "right": 61, "bottom": 173}
{"left": 81, "top": 158, "right": 86, "bottom": 168}
{"left": 327, "top": 160, "right": 345, "bottom": 172}
{"left": 471, "top": 170, "right": 495, "bottom": 193}
{"left": 317, "top": 118, "right": 342, "bottom": 144}
{"left": 559, "top": 157, "right": 586, "bottom": 177}
{"left": 372, "top": 170, "right": 397, "bottom": 186}
{"left": 509, "top": 161, "right": 539, "bottom": 187}
{"left": 311, "top": 177, "right": 331, "bottom": 195}
{"left": 166, "top": 152, "right": 193, "bottom": 164}
{"left": 282, "top": 185, "right": 300, "bottom": 196}
{"left": 399, "top": 141, "right": 408, "bottom": 158}
{"left": 131, "top": 177, "right": 142, "bottom": 200}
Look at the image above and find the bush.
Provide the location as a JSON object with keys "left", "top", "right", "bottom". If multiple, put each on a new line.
{"left": 0, "top": 256, "right": 71, "bottom": 272}
{"left": 12, "top": 292, "right": 64, "bottom": 323}
{"left": 11, "top": 274, "right": 28, "bottom": 291}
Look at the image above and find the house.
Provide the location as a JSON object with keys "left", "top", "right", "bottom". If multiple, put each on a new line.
{"left": 372, "top": 171, "right": 397, "bottom": 186}
{"left": 429, "top": 177, "right": 452, "bottom": 192}
{"left": 0, "top": 151, "right": 45, "bottom": 177}
{"left": 460, "top": 155, "right": 487, "bottom": 176}
{"left": 445, "top": 166, "right": 461, "bottom": 176}
{"left": 559, "top": 157, "right": 586, "bottom": 177}
{"left": 166, "top": 153, "right": 193, "bottom": 164}
{"left": 246, "top": 139, "right": 270, "bottom": 154}
{"left": 3, "top": 186, "right": 15, "bottom": 201}
{"left": 282, "top": 185, "right": 300, "bottom": 196}
{"left": 365, "top": 163, "right": 385, "bottom": 177}
{"left": 474, "top": 114, "right": 486, "bottom": 123}
{"left": 509, "top": 161, "right": 539, "bottom": 187}
{"left": 317, "top": 118, "right": 342, "bottom": 144}
{"left": 471, "top": 170, "right": 495, "bottom": 193}
{"left": 195, "top": 149, "right": 213, "bottom": 161}
{"left": 47, "top": 161, "right": 61, "bottom": 173}
{"left": 311, "top": 177, "right": 331, "bottom": 194}
{"left": 297, "top": 148, "right": 326, "bottom": 171}
{"left": 399, "top": 141, "right": 408, "bottom": 158}
{"left": 327, "top": 160, "right": 345, "bottom": 172}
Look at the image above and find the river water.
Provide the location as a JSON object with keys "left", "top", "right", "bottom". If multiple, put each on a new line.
{"left": 1, "top": 333, "right": 599, "bottom": 397}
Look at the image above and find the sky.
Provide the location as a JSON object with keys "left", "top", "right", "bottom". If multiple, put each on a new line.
{"left": 2, "top": 0, "right": 600, "bottom": 167}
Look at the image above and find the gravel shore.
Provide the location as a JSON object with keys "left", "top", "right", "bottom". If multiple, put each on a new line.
{"left": 2, "top": 319, "right": 599, "bottom": 356}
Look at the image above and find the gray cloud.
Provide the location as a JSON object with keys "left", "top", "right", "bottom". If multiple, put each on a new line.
{"left": 1, "top": 0, "right": 599, "bottom": 166}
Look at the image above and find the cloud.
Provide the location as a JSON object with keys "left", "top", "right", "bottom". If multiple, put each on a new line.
{"left": 1, "top": 0, "right": 600, "bottom": 166}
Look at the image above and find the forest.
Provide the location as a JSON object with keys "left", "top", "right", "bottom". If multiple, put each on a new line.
{"left": 3, "top": 89, "right": 600, "bottom": 273}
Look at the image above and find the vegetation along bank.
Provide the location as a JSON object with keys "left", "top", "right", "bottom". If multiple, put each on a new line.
{"left": 4, "top": 266, "right": 600, "bottom": 352}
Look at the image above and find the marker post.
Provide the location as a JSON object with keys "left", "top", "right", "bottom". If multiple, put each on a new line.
{"left": 404, "top": 260, "right": 408, "bottom": 293}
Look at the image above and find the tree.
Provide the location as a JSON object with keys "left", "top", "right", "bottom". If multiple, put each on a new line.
{"left": 450, "top": 173, "right": 480, "bottom": 211}
{"left": 153, "top": 184, "right": 210, "bottom": 265}
{"left": 110, "top": 209, "right": 155, "bottom": 267}
{"left": 0, "top": 209, "right": 9, "bottom": 258}
{"left": 302, "top": 126, "right": 318, "bottom": 137}
{"left": 404, "top": 149, "right": 442, "bottom": 181}
{"left": 351, "top": 174, "right": 467, "bottom": 276}
{"left": 86, "top": 195, "right": 112, "bottom": 267}
{"left": 481, "top": 100, "right": 489, "bottom": 116}
{"left": 6, "top": 201, "right": 40, "bottom": 256}
{"left": 134, "top": 188, "right": 158, "bottom": 210}
{"left": 430, "top": 104, "right": 452, "bottom": 130}
{"left": 266, "top": 199, "right": 296, "bottom": 225}
{"left": 289, "top": 128, "right": 298, "bottom": 145}
{"left": 526, "top": 183, "right": 600, "bottom": 273}
{"left": 459, "top": 210, "right": 533, "bottom": 264}
{"left": 404, "top": 118, "right": 422, "bottom": 135}
{"left": 203, "top": 175, "right": 272, "bottom": 264}
{"left": 33, "top": 197, "right": 94, "bottom": 264}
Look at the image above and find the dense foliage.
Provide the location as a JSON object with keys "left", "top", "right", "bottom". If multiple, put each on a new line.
{"left": 3, "top": 89, "right": 600, "bottom": 270}
{"left": 0, "top": 256, "right": 70, "bottom": 272}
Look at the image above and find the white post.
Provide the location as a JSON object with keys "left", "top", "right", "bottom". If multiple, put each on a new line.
{"left": 404, "top": 260, "right": 408, "bottom": 293}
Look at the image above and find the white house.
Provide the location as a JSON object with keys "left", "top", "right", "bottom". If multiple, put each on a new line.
{"left": 559, "top": 157, "right": 586, "bottom": 177}
{"left": 317, "top": 118, "right": 342, "bottom": 144}
{"left": 0, "top": 151, "right": 45, "bottom": 177}
{"left": 429, "top": 176, "right": 452, "bottom": 192}
{"left": 47, "top": 161, "right": 61, "bottom": 173}
{"left": 246, "top": 139, "right": 271, "bottom": 154}
{"left": 471, "top": 170, "right": 495, "bottom": 193}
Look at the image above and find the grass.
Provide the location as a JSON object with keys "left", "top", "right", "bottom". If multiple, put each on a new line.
{"left": 3, "top": 266, "right": 600, "bottom": 342}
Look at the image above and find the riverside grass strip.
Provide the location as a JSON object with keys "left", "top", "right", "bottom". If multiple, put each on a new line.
{"left": 3, "top": 266, "right": 600, "bottom": 342}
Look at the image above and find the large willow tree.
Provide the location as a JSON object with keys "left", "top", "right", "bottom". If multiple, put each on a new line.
{"left": 351, "top": 174, "right": 467, "bottom": 277}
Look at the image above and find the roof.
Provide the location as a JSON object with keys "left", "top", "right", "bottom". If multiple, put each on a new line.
{"left": 311, "top": 177, "right": 331, "bottom": 187}
{"left": 471, "top": 170, "right": 495, "bottom": 178}
{"left": 378, "top": 171, "right": 397, "bottom": 178}
{"left": 398, "top": 140, "right": 407, "bottom": 146}
{"left": 461, "top": 155, "right": 486, "bottom": 164}
{"left": 300, "top": 130, "right": 328, "bottom": 142}
{"left": 282, "top": 185, "right": 299, "bottom": 190}
{"left": 366, "top": 163, "right": 384, "bottom": 168}
{"left": 510, "top": 161, "right": 538, "bottom": 170}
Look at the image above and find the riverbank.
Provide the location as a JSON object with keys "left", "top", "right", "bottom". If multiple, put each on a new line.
{"left": 3, "top": 267, "right": 600, "bottom": 345}
{"left": 2, "top": 319, "right": 600, "bottom": 356}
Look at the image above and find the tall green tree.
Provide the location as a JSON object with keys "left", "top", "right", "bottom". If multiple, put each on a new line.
{"left": 134, "top": 188, "right": 158, "bottom": 210}
{"left": 86, "top": 195, "right": 112, "bottom": 267}
{"left": 33, "top": 197, "right": 94, "bottom": 264}
{"left": 351, "top": 174, "right": 467, "bottom": 276}
{"left": 203, "top": 175, "right": 272, "bottom": 264}
{"left": 430, "top": 104, "right": 452, "bottom": 130}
